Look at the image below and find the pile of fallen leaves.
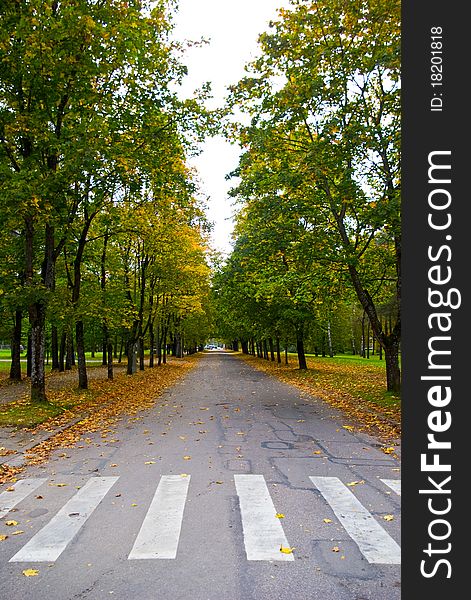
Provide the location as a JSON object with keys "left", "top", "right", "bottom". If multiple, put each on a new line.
{"left": 237, "top": 354, "right": 401, "bottom": 443}
{"left": 0, "top": 357, "right": 198, "bottom": 483}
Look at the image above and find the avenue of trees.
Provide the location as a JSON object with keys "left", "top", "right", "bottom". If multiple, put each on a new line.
{"left": 214, "top": 0, "right": 401, "bottom": 392}
{"left": 0, "top": 0, "right": 213, "bottom": 402}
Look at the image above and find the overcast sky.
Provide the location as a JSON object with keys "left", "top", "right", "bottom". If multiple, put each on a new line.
{"left": 172, "top": 0, "right": 288, "bottom": 255}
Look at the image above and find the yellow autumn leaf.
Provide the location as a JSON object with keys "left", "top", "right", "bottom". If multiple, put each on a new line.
{"left": 381, "top": 447, "right": 395, "bottom": 454}
{"left": 332, "top": 546, "right": 340, "bottom": 552}
{"left": 183, "top": 456, "right": 191, "bottom": 460}
{"left": 313, "top": 450, "right": 322, "bottom": 455}
{"left": 0, "top": 535, "right": 8, "bottom": 541}
{"left": 6, "top": 486, "right": 15, "bottom": 492}
{"left": 275, "top": 513, "right": 285, "bottom": 519}
{"left": 12, "top": 530, "right": 24, "bottom": 535}
{"left": 280, "top": 545, "right": 295, "bottom": 554}
{"left": 342, "top": 425, "right": 354, "bottom": 431}
{"left": 23, "top": 569, "right": 39, "bottom": 577}
{"left": 5, "top": 520, "right": 18, "bottom": 526}
{"left": 323, "top": 518, "right": 333, "bottom": 523}
{"left": 346, "top": 480, "right": 364, "bottom": 487}
{"left": 383, "top": 514, "right": 394, "bottom": 521}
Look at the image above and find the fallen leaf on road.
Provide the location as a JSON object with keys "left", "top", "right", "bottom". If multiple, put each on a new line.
{"left": 342, "top": 425, "right": 354, "bottom": 431}
{"left": 313, "top": 451, "right": 322, "bottom": 455}
{"left": 110, "top": 464, "right": 118, "bottom": 468}
{"left": 183, "top": 456, "right": 191, "bottom": 460}
{"left": 12, "top": 530, "right": 24, "bottom": 535}
{"left": 144, "top": 461, "right": 155, "bottom": 465}
{"left": 236, "top": 432, "right": 245, "bottom": 436}
{"left": 5, "top": 520, "right": 18, "bottom": 526}
{"left": 323, "top": 518, "right": 333, "bottom": 523}
{"left": 215, "top": 481, "right": 223, "bottom": 484}
{"left": 383, "top": 515, "right": 394, "bottom": 521}
{"left": 35, "top": 495, "right": 43, "bottom": 500}
{"left": 0, "top": 535, "right": 8, "bottom": 541}
{"left": 199, "top": 407, "right": 209, "bottom": 410}
{"left": 275, "top": 513, "right": 285, "bottom": 519}
{"left": 56, "top": 483, "right": 68, "bottom": 487}
{"left": 280, "top": 545, "right": 295, "bottom": 554}
{"left": 131, "top": 503, "right": 137, "bottom": 507}
{"left": 297, "top": 420, "right": 305, "bottom": 423}
{"left": 6, "top": 486, "right": 15, "bottom": 492}
{"left": 381, "top": 447, "right": 395, "bottom": 454}
{"left": 332, "top": 546, "right": 340, "bottom": 552}
{"left": 346, "top": 480, "right": 364, "bottom": 487}
{"left": 22, "top": 569, "right": 39, "bottom": 577}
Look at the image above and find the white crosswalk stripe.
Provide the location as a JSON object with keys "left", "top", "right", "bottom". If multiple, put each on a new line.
{"left": 309, "top": 476, "right": 401, "bottom": 564}
{"left": 0, "top": 478, "right": 47, "bottom": 519}
{"left": 1, "top": 475, "right": 401, "bottom": 564}
{"left": 234, "top": 474, "right": 294, "bottom": 561}
{"left": 381, "top": 479, "right": 401, "bottom": 496}
{"left": 9, "top": 477, "right": 118, "bottom": 563}
{"left": 128, "top": 474, "right": 190, "bottom": 560}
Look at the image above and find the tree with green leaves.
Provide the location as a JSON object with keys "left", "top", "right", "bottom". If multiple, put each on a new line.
{"left": 226, "top": 0, "right": 401, "bottom": 391}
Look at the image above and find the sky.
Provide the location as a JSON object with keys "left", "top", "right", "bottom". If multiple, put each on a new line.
{"left": 172, "top": 0, "right": 289, "bottom": 256}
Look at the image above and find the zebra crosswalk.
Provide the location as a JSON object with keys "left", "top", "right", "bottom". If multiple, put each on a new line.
{"left": 1, "top": 474, "right": 400, "bottom": 565}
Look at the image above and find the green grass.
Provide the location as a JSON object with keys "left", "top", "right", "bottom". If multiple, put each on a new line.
{"left": 288, "top": 352, "right": 400, "bottom": 369}
{"left": 0, "top": 351, "right": 124, "bottom": 376}
{"left": 0, "top": 400, "right": 66, "bottom": 428}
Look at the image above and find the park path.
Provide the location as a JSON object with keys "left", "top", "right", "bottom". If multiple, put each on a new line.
{"left": 0, "top": 351, "right": 400, "bottom": 600}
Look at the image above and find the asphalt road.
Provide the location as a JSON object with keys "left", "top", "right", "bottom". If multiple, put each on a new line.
{"left": 0, "top": 351, "right": 401, "bottom": 600}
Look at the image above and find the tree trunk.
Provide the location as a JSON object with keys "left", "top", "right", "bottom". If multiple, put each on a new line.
{"left": 276, "top": 338, "right": 281, "bottom": 364}
{"left": 102, "top": 338, "right": 107, "bottom": 366}
{"left": 107, "top": 341, "right": 113, "bottom": 380}
{"left": 296, "top": 327, "right": 307, "bottom": 370}
{"left": 162, "top": 328, "right": 167, "bottom": 364}
{"left": 263, "top": 339, "right": 269, "bottom": 360}
{"left": 51, "top": 325, "right": 59, "bottom": 371}
{"left": 327, "top": 320, "right": 334, "bottom": 357}
{"left": 75, "top": 320, "right": 88, "bottom": 389}
{"left": 366, "top": 321, "right": 370, "bottom": 359}
{"left": 384, "top": 340, "right": 401, "bottom": 393}
{"left": 139, "top": 336, "right": 145, "bottom": 371}
{"left": 29, "top": 302, "right": 47, "bottom": 402}
{"left": 59, "top": 330, "right": 66, "bottom": 372}
{"left": 26, "top": 333, "right": 32, "bottom": 377}
{"left": 65, "top": 332, "right": 73, "bottom": 370}
{"left": 149, "top": 322, "right": 155, "bottom": 368}
{"left": 118, "top": 337, "right": 124, "bottom": 363}
{"left": 285, "top": 345, "right": 289, "bottom": 365}
{"left": 9, "top": 309, "right": 22, "bottom": 381}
